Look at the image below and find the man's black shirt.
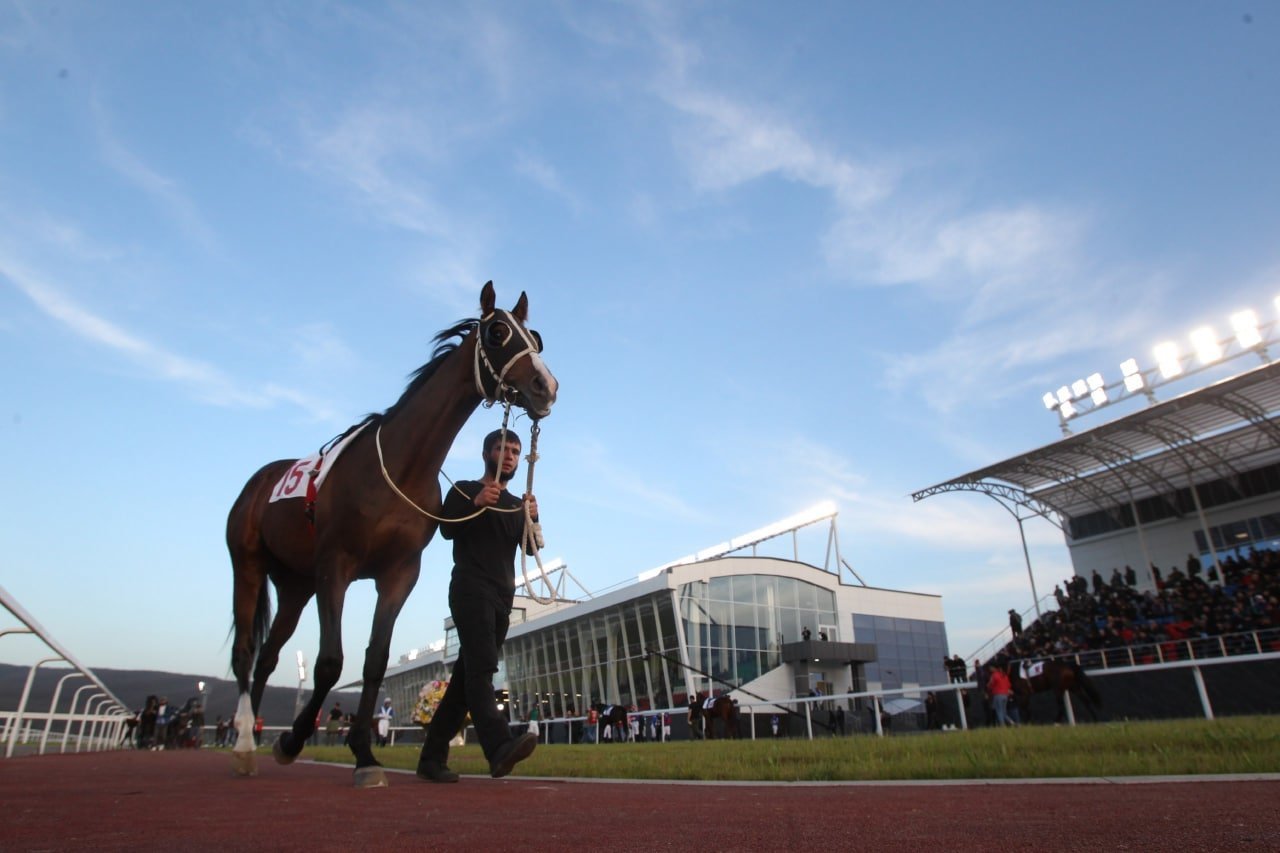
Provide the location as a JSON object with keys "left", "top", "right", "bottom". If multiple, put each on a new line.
{"left": 439, "top": 480, "right": 527, "bottom": 608}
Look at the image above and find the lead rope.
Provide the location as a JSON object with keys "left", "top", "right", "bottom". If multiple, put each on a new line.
{"left": 517, "top": 419, "right": 554, "bottom": 605}
{"left": 376, "top": 402, "right": 555, "bottom": 604}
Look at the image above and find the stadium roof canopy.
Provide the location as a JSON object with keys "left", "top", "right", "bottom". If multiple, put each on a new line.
{"left": 911, "top": 359, "right": 1280, "bottom": 530}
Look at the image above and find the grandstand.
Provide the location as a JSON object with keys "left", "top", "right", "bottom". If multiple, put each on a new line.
{"left": 911, "top": 308, "right": 1280, "bottom": 717}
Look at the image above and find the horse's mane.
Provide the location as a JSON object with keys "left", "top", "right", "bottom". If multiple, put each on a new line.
{"left": 344, "top": 318, "right": 478, "bottom": 436}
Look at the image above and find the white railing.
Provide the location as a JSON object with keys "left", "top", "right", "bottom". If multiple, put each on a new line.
{"left": 1, "top": 583, "right": 130, "bottom": 757}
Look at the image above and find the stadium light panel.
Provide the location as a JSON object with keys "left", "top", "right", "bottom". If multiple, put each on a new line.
{"left": 1042, "top": 392, "right": 1057, "bottom": 410}
{"left": 1154, "top": 341, "right": 1182, "bottom": 378}
{"left": 1086, "top": 373, "right": 1105, "bottom": 390}
{"left": 1056, "top": 385, "right": 1071, "bottom": 405}
{"left": 1231, "top": 310, "right": 1262, "bottom": 348}
{"left": 1190, "top": 326, "right": 1222, "bottom": 365}
{"left": 1071, "top": 379, "right": 1088, "bottom": 398}
{"left": 1090, "top": 387, "right": 1107, "bottom": 406}
{"left": 1059, "top": 399, "right": 1076, "bottom": 418}
{"left": 1120, "top": 358, "right": 1139, "bottom": 377}
{"left": 1124, "top": 372, "right": 1145, "bottom": 392}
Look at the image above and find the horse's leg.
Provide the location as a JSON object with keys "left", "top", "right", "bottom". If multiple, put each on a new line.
{"left": 229, "top": 553, "right": 271, "bottom": 777}
{"left": 251, "top": 574, "right": 314, "bottom": 764}
{"left": 276, "top": 561, "right": 352, "bottom": 766}
{"left": 348, "top": 560, "right": 421, "bottom": 788}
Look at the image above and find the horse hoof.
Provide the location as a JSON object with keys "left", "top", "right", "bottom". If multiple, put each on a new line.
{"left": 354, "top": 766, "right": 388, "bottom": 789}
{"left": 272, "top": 735, "right": 297, "bottom": 766}
{"left": 231, "top": 751, "right": 258, "bottom": 777}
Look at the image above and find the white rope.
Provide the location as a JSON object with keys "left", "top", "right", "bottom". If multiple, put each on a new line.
{"left": 516, "top": 419, "right": 554, "bottom": 605}
{"left": 375, "top": 411, "right": 555, "bottom": 605}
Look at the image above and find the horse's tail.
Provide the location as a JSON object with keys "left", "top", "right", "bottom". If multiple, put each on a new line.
{"left": 251, "top": 581, "right": 272, "bottom": 660}
{"left": 223, "top": 580, "right": 273, "bottom": 669}
{"left": 1073, "top": 663, "right": 1102, "bottom": 707}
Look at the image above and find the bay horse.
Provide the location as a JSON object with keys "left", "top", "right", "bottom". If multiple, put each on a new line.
{"left": 1010, "top": 660, "right": 1102, "bottom": 724}
{"left": 689, "top": 694, "right": 740, "bottom": 739}
{"left": 226, "top": 281, "right": 557, "bottom": 786}
{"left": 592, "top": 703, "right": 629, "bottom": 742}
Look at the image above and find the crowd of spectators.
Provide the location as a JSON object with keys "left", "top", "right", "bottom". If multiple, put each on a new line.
{"left": 991, "top": 548, "right": 1280, "bottom": 667}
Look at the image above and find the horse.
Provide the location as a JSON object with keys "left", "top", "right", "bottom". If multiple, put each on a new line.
{"left": 1010, "top": 659, "right": 1102, "bottom": 724}
{"left": 688, "top": 694, "right": 740, "bottom": 739}
{"left": 226, "top": 281, "right": 557, "bottom": 786}
{"left": 592, "top": 703, "right": 629, "bottom": 742}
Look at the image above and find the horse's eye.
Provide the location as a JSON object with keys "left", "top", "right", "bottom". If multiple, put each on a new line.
{"left": 484, "top": 321, "right": 512, "bottom": 348}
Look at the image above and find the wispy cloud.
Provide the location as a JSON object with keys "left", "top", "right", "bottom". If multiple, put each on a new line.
{"left": 562, "top": 435, "right": 710, "bottom": 522}
{"left": 1, "top": 254, "right": 336, "bottom": 420}
{"left": 514, "top": 149, "right": 584, "bottom": 214}
{"left": 636, "top": 15, "right": 1140, "bottom": 415}
{"left": 91, "top": 98, "right": 219, "bottom": 251}
{"left": 749, "top": 432, "right": 1063, "bottom": 552}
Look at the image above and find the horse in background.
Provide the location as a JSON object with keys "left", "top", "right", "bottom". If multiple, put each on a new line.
{"left": 592, "top": 703, "right": 629, "bottom": 742}
{"left": 689, "top": 694, "right": 740, "bottom": 739}
{"left": 1011, "top": 659, "right": 1102, "bottom": 724}
{"left": 226, "top": 282, "right": 557, "bottom": 787}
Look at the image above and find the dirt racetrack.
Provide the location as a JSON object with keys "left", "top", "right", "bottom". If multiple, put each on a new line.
{"left": 2, "top": 750, "right": 1278, "bottom": 851}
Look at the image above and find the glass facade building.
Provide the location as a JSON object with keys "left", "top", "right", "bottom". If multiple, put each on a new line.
{"left": 381, "top": 556, "right": 950, "bottom": 726}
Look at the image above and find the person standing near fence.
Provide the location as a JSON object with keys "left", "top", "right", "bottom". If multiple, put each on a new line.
{"left": 375, "top": 697, "right": 394, "bottom": 747}
{"left": 987, "top": 662, "right": 1015, "bottom": 727}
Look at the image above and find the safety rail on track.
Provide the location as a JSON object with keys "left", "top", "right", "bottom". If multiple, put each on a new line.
{"left": 0, "top": 583, "right": 130, "bottom": 758}
{"left": 506, "top": 631, "right": 1280, "bottom": 742}
{"left": 203, "top": 629, "right": 1280, "bottom": 751}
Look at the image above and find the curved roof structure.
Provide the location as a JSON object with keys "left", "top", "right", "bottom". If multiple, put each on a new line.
{"left": 912, "top": 360, "right": 1280, "bottom": 529}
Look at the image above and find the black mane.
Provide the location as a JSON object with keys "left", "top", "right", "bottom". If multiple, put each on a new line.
{"left": 341, "top": 318, "right": 478, "bottom": 440}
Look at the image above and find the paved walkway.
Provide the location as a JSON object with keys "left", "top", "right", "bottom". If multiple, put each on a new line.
{"left": 3, "top": 750, "right": 1278, "bottom": 851}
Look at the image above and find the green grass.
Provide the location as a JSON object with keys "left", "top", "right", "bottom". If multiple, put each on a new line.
{"left": 261, "top": 716, "right": 1280, "bottom": 781}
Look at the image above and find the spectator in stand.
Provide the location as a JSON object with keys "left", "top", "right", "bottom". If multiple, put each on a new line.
{"left": 1091, "top": 570, "right": 1104, "bottom": 595}
{"left": 985, "top": 549, "right": 1280, "bottom": 674}
{"left": 986, "top": 663, "right": 1014, "bottom": 726}
{"left": 1008, "top": 609, "right": 1023, "bottom": 638}
{"left": 1124, "top": 565, "right": 1137, "bottom": 587}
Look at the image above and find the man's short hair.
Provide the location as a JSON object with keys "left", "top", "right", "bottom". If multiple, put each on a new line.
{"left": 483, "top": 429, "right": 522, "bottom": 454}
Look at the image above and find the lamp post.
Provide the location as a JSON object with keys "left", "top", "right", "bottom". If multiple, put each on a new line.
{"left": 197, "top": 681, "right": 207, "bottom": 747}
{"left": 294, "top": 651, "right": 307, "bottom": 717}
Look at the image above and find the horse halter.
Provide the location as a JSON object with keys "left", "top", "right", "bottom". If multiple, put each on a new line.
{"left": 473, "top": 309, "right": 544, "bottom": 408}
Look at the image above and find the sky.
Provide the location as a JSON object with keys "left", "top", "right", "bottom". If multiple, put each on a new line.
{"left": 2, "top": 2, "right": 1278, "bottom": 695}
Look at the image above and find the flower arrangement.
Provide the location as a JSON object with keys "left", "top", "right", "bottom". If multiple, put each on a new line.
{"left": 412, "top": 680, "right": 450, "bottom": 726}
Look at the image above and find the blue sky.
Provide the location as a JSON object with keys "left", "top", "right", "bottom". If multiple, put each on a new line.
{"left": 2, "top": 2, "right": 1277, "bottom": 693}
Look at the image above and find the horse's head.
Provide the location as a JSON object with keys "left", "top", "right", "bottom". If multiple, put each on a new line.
{"left": 475, "top": 281, "right": 558, "bottom": 419}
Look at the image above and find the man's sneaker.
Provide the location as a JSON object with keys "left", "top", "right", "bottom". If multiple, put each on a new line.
{"left": 416, "top": 759, "right": 460, "bottom": 783}
{"left": 489, "top": 733, "right": 537, "bottom": 779}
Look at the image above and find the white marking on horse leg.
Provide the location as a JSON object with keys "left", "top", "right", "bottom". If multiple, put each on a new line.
{"left": 233, "top": 692, "right": 255, "bottom": 753}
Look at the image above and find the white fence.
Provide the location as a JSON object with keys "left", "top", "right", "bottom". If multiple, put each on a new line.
{"left": 1, "top": 583, "right": 130, "bottom": 757}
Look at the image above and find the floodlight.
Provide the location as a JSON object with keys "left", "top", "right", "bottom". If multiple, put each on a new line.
{"left": 1120, "top": 358, "right": 1139, "bottom": 377}
{"left": 1189, "top": 326, "right": 1222, "bottom": 365}
{"left": 1154, "top": 341, "right": 1182, "bottom": 378}
{"left": 1059, "top": 399, "right": 1076, "bottom": 418}
{"left": 1042, "top": 391, "right": 1057, "bottom": 410}
{"left": 1231, "top": 310, "right": 1262, "bottom": 348}
{"left": 1056, "top": 385, "right": 1071, "bottom": 404}
{"left": 1086, "top": 373, "right": 1105, "bottom": 390}
{"left": 1124, "top": 372, "right": 1145, "bottom": 392}
{"left": 1071, "top": 379, "right": 1088, "bottom": 398}
{"left": 1090, "top": 387, "right": 1107, "bottom": 405}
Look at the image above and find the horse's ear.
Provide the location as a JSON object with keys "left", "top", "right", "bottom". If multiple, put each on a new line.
{"left": 512, "top": 291, "right": 528, "bottom": 323}
{"left": 480, "top": 280, "right": 496, "bottom": 316}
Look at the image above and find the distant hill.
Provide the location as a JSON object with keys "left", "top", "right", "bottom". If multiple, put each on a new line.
{"left": 0, "top": 664, "right": 361, "bottom": 726}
